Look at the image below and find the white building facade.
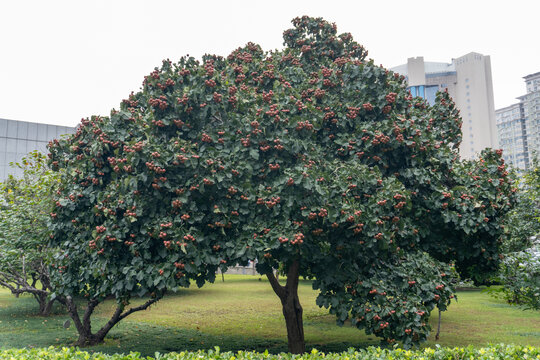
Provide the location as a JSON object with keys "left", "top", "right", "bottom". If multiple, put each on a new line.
{"left": 0, "top": 118, "right": 75, "bottom": 180}
{"left": 495, "top": 71, "right": 540, "bottom": 170}
{"left": 391, "top": 53, "right": 498, "bottom": 159}
{"left": 495, "top": 103, "right": 529, "bottom": 170}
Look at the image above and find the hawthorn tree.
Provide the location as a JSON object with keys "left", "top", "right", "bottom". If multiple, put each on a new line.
{"left": 48, "top": 16, "right": 515, "bottom": 351}
{"left": 0, "top": 152, "right": 59, "bottom": 315}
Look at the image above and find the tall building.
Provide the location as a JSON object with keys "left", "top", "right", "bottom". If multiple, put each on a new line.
{"left": 495, "top": 71, "right": 540, "bottom": 171}
{"left": 0, "top": 118, "right": 75, "bottom": 180}
{"left": 391, "top": 52, "right": 498, "bottom": 159}
{"left": 523, "top": 72, "right": 540, "bottom": 163}
{"left": 495, "top": 103, "right": 529, "bottom": 170}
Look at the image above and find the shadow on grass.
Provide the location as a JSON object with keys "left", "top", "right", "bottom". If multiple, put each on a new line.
{"left": 0, "top": 295, "right": 372, "bottom": 356}
{"left": 71, "top": 321, "right": 375, "bottom": 356}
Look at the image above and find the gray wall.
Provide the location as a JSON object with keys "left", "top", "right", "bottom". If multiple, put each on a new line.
{"left": 0, "top": 118, "right": 76, "bottom": 180}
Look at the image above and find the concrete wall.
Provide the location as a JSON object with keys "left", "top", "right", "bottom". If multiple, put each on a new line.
{"left": 407, "top": 57, "right": 426, "bottom": 86}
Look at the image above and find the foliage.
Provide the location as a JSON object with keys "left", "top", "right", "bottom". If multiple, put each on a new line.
{"left": 491, "top": 242, "right": 540, "bottom": 310}
{"left": 0, "top": 151, "right": 59, "bottom": 315}
{"left": 1, "top": 345, "right": 540, "bottom": 360}
{"left": 490, "top": 161, "right": 540, "bottom": 308}
{"left": 502, "top": 162, "right": 540, "bottom": 253}
{"left": 47, "top": 16, "right": 515, "bottom": 350}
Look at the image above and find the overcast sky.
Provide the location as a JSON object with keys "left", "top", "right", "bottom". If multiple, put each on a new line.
{"left": 1, "top": 0, "right": 539, "bottom": 127}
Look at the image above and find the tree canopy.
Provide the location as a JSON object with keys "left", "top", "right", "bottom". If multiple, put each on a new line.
{"left": 0, "top": 151, "right": 59, "bottom": 315}
{"left": 48, "top": 16, "right": 515, "bottom": 351}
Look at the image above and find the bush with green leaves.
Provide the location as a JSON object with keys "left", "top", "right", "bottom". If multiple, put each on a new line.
{"left": 0, "top": 151, "right": 59, "bottom": 315}
{"left": 493, "top": 241, "right": 540, "bottom": 310}
{"left": 1, "top": 345, "right": 540, "bottom": 360}
{"left": 47, "top": 16, "right": 515, "bottom": 351}
{"left": 502, "top": 161, "right": 540, "bottom": 253}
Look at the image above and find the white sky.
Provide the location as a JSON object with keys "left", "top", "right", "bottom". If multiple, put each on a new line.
{"left": 1, "top": 0, "right": 539, "bottom": 127}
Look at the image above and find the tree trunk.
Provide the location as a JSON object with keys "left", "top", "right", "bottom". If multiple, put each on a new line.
{"left": 435, "top": 309, "right": 442, "bottom": 340}
{"left": 38, "top": 295, "right": 56, "bottom": 316}
{"left": 266, "top": 260, "right": 305, "bottom": 354}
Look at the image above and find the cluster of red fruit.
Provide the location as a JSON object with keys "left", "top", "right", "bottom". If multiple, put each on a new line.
{"left": 201, "top": 133, "right": 213, "bottom": 143}
{"left": 183, "top": 234, "right": 195, "bottom": 242}
{"left": 385, "top": 92, "right": 397, "bottom": 104}
{"left": 292, "top": 233, "right": 304, "bottom": 245}
{"left": 204, "top": 79, "right": 216, "bottom": 87}
{"left": 124, "top": 206, "right": 137, "bottom": 217}
{"left": 371, "top": 133, "right": 391, "bottom": 145}
{"left": 295, "top": 121, "right": 314, "bottom": 131}
{"left": 148, "top": 96, "right": 168, "bottom": 110}
{"left": 145, "top": 161, "right": 166, "bottom": 174}
{"left": 362, "top": 103, "right": 373, "bottom": 111}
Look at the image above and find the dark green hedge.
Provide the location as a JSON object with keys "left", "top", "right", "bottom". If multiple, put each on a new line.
{"left": 1, "top": 345, "right": 539, "bottom": 360}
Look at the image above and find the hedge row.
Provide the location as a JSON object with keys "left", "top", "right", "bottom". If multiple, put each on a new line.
{"left": 1, "top": 345, "right": 539, "bottom": 360}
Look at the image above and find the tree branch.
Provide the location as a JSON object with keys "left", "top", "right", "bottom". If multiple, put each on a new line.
{"left": 266, "top": 271, "right": 286, "bottom": 300}
{"left": 94, "top": 293, "right": 164, "bottom": 340}
{"left": 118, "top": 294, "right": 163, "bottom": 322}
{"left": 65, "top": 296, "right": 85, "bottom": 335}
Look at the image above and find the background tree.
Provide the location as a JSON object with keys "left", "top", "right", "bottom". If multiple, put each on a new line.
{"left": 490, "top": 160, "right": 540, "bottom": 308}
{"left": 0, "top": 151, "right": 59, "bottom": 315}
{"left": 503, "top": 161, "right": 540, "bottom": 253}
{"left": 48, "top": 16, "right": 515, "bottom": 352}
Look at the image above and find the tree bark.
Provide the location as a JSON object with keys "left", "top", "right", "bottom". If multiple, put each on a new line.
{"left": 37, "top": 294, "right": 56, "bottom": 316}
{"left": 266, "top": 260, "right": 305, "bottom": 354}
{"left": 435, "top": 309, "right": 442, "bottom": 340}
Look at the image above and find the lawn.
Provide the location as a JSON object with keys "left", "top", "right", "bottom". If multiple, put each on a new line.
{"left": 0, "top": 275, "right": 539, "bottom": 356}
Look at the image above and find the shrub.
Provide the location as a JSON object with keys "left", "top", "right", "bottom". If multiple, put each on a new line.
{"left": 1, "top": 345, "right": 539, "bottom": 360}
{"left": 495, "top": 241, "right": 540, "bottom": 310}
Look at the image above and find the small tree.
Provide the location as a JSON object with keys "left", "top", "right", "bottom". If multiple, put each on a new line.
{"left": 0, "top": 152, "right": 58, "bottom": 315}
{"left": 48, "top": 17, "right": 515, "bottom": 351}
{"left": 496, "top": 243, "right": 540, "bottom": 309}
{"left": 503, "top": 161, "right": 540, "bottom": 253}
{"left": 491, "top": 161, "right": 540, "bottom": 308}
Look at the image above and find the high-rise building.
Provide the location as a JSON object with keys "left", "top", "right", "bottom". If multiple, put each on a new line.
{"left": 0, "top": 118, "right": 75, "bottom": 180}
{"left": 495, "top": 71, "right": 540, "bottom": 171}
{"left": 495, "top": 103, "right": 529, "bottom": 170}
{"left": 523, "top": 72, "right": 540, "bottom": 163}
{"left": 391, "top": 52, "right": 498, "bottom": 159}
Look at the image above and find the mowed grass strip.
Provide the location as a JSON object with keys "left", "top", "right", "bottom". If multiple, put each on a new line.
{"left": 1, "top": 275, "right": 539, "bottom": 356}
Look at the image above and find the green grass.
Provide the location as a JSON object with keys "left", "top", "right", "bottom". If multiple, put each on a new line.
{"left": 1, "top": 275, "right": 539, "bottom": 356}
